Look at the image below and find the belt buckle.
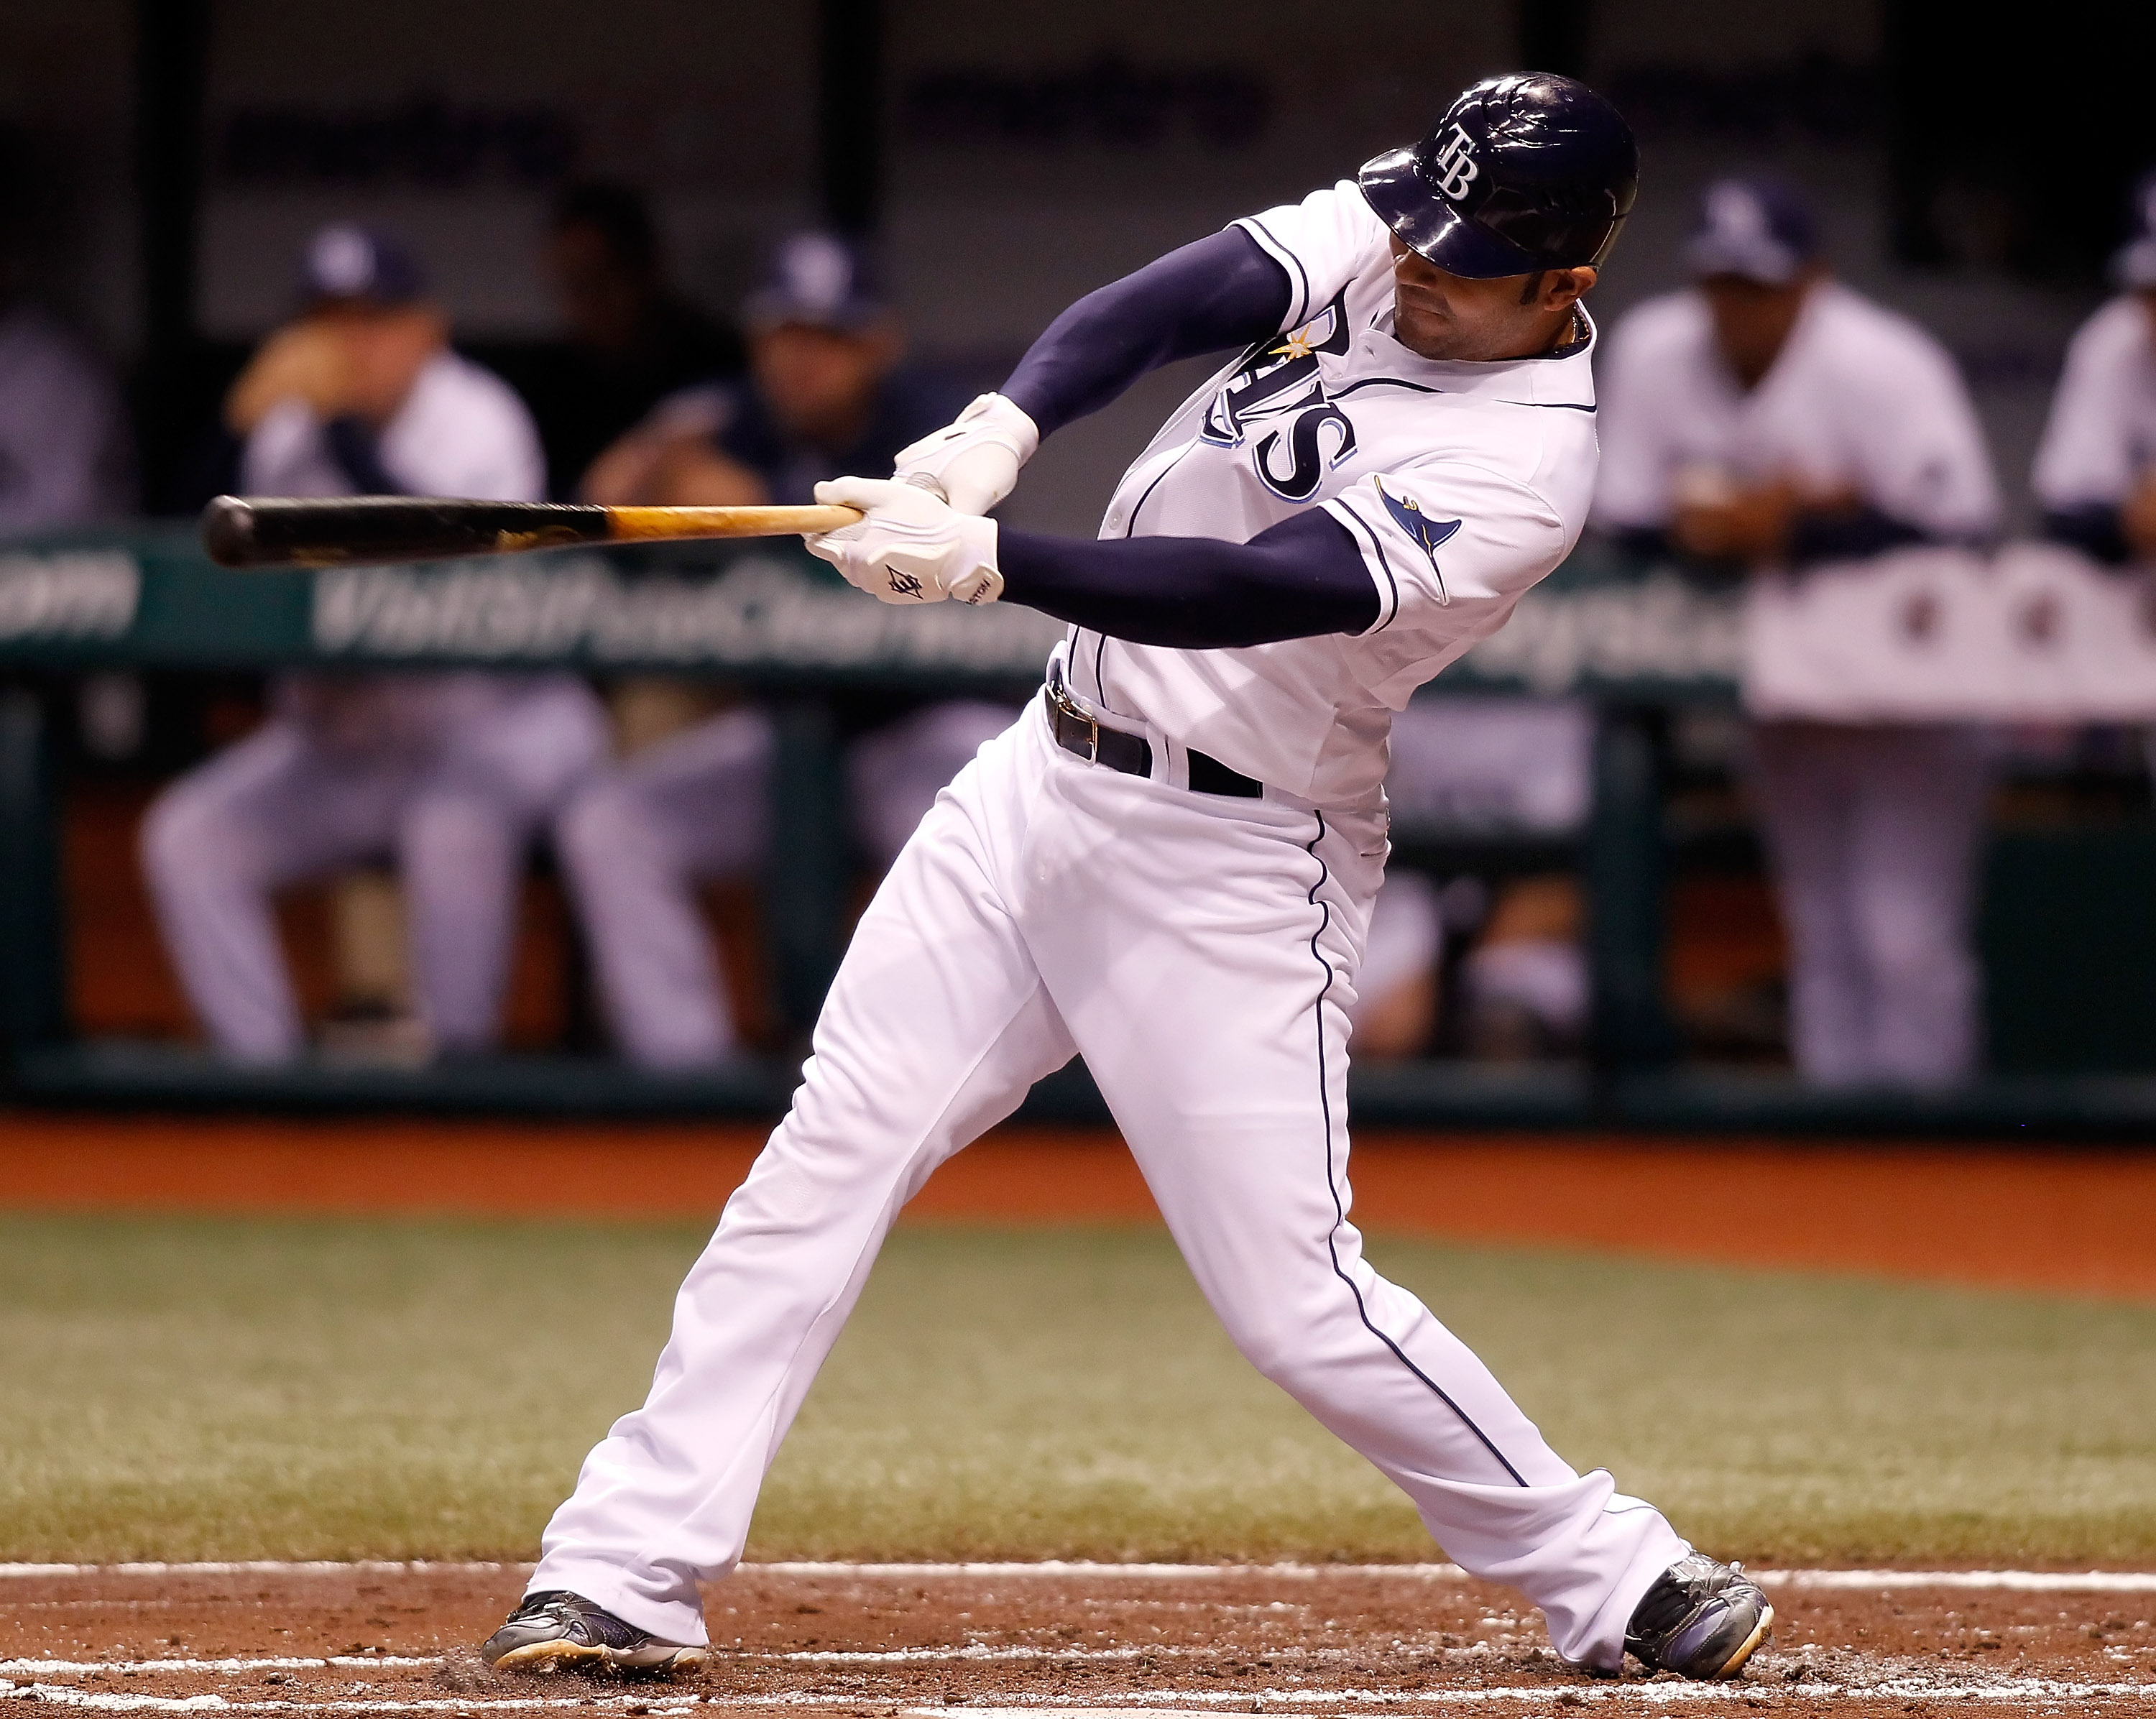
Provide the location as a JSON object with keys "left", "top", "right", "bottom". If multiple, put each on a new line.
{"left": 1048, "top": 679, "right": 1100, "bottom": 764}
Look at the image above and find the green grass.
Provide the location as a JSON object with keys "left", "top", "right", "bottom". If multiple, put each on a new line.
{"left": 1, "top": 1215, "right": 2151, "bottom": 1567}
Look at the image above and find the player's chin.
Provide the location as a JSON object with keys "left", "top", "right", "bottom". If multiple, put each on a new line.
{"left": 1393, "top": 304, "right": 1457, "bottom": 356}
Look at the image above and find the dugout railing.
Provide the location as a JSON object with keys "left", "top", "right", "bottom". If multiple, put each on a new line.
{"left": 2, "top": 525, "right": 2153, "bottom": 1135}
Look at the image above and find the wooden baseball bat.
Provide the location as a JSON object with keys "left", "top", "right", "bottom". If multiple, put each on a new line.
{"left": 199, "top": 494, "right": 865, "bottom": 569}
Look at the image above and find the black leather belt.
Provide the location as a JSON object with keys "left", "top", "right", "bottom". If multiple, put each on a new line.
{"left": 1042, "top": 681, "right": 1262, "bottom": 798}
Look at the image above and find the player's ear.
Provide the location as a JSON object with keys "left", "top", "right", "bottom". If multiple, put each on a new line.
{"left": 1547, "top": 267, "right": 1595, "bottom": 310}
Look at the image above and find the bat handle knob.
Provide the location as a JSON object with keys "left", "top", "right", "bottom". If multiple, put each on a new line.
{"left": 201, "top": 495, "right": 259, "bottom": 568}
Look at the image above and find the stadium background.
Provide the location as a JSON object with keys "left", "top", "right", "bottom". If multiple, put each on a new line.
{"left": 0, "top": 4, "right": 2154, "bottom": 1709}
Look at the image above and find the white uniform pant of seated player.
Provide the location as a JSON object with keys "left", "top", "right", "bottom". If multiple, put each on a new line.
{"left": 1746, "top": 721, "right": 1988, "bottom": 1088}
{"left": 142, "top": 675, "right": 607, "bottom": 1061}
{"left": 532, "top": 704, "right": 1687, "bottom": 1669}
{"left": 556, "top": 701, "right": 1023, "bottom": 1068}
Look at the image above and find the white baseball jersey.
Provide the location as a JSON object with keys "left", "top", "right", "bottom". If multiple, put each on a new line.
{"left": 1591, "top": 280, "right": 1999, "bottom": 542}
{"left": 2032, "top": 295, "right": 2156, "bottom": 510}
{"left": 243, "top": 349, "right": 545, "bottom": 504}
{"left": 1067, "top": 180, "right": 1602, "bottom": 808}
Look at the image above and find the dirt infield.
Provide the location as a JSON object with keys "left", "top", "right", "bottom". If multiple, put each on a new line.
{"left": 0, "top": 1562, "right": 2150, "bottom": 1715}
{"left": 1, "top": 1115, "right": 2152, "bottom": 1299}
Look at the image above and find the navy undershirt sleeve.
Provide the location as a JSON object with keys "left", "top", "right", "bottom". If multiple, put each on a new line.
{"left": 1000, "top": 229, "right": 1293, "bottom": 438}
{"left": 998, "top": 509, "right": 1378, "bottom": 649}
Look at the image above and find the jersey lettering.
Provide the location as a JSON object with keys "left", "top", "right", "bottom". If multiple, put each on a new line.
{"left": 1255, "top": 402, "right": 1358, "bottom": 502}
{"left": 1199, "top": 291, "right": 1353, "bottom": 449}
{"left": 1198, "top": 290, "right": 1361, "bottom": 502}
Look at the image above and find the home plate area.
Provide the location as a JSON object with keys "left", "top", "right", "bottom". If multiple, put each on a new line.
{"left": 1, "top": 1564, "right": 2152, "bottom": 1716}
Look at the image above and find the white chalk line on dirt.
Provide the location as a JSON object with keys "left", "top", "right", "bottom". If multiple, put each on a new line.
{"left": 1764, "top": 1568, "right": 2156, "bottom": 1592}
{"left": 0, "top": 1647, "right": 1166, "bottom": 1675}
{"left": 6, "top": 1560, "right": 2156, "bottom": 1593}
{"left": 0, "top": 1646, "right": 1536, "bottom": 1676}
{"left": 954, "top": 1691, "right": 2156, "bottom": 1711}
{"left": 0, "top": 1564, "right": 511, "bottom": 1581}
{"left": 0, "top": 1659, "right": 435, "bottom": 1676}
{"left": 1049, "top": 1683, "right": 2156, "bottom": 1705}
{"left": 9, "top": 1682, "right": 2156, "bottom": 1713}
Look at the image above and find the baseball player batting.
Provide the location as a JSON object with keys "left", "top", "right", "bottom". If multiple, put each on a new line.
{"left": 482, "top": 73, "right": 1773, "bottom": 1685}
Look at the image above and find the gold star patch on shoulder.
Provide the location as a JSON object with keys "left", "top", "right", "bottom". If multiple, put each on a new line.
{"left": 1270, "top": 326, "right": 1318, "bottom": 361}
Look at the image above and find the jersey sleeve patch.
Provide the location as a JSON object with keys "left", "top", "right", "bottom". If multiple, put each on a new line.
{"left": 1325, "top": 464, "right": 1570, "bottom": 684}
{"left": 1375, "top": 481, "right": 1464, "bottom": 591}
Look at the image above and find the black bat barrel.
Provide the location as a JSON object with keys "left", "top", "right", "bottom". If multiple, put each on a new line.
{"left": 200, "top": 495, "right": 611, "bottom": 568}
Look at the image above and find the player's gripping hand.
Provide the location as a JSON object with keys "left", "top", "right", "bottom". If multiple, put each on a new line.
{"left": 890, "top": 393, "right": 1040, "bottom": 516}
{"left": 805, "top": 476, "right": 1004, "bottom": 607}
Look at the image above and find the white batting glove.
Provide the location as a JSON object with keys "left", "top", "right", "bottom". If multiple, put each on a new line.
{"left": 891, "top": 392, "right": 1040, "bottom": 516}
{"left": 805, "top": 476, "right": 1004, "bottom": 607}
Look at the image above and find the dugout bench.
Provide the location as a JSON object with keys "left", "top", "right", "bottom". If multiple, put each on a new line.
{"left": 1, "top": 525, "right": 2152, "bottom": 1135}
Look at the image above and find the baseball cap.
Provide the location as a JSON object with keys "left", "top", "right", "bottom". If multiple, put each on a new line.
{"left": 298, "top": 223, "right": 428, "bottom": 307}
{"left": 1685, "top": 175, "right": 1819, "bottom": 286}
{"left": 2111, "top": 173, "right": 2156, "bottom": 291}
{"left": 741, "top": 231, "right": 888, "bottom": 333}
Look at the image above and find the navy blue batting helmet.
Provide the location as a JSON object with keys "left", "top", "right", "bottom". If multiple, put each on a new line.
{"left": 1359, "top": 73, "right": 1638, "bottom": 279}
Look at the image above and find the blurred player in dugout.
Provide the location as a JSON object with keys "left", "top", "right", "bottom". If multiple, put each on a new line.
{"left": 1594, "top": 176, "right": 1999, "bottom": 1087}
{"left": 2034, "top": 175, "right": 2156, "bottom": 569}
{"left": 512, "top": 182, "right": 745, "bottom": 501}
{"left": 556, "top": 232, "right": 1018, "bottom": 1066}
{"left": 142, "top": 225, "right": 608, "bottom": 1062}
{"left": 0, "top": 155, "right": 132, "bottom": 529}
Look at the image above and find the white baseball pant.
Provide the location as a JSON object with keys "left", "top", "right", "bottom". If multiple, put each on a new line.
{"left": 141, "top": 673, "right": 607, "bottom": 1060}
{"left": 555, "top": 708, "right": 777, "bottom": 1068}
{"left": 1747, "top": 720, "right": 1989, "bottom": 1087}
{"left": 530, "top": 701, "right": 1686, "bottom": 1668}
{"left": 556, "top": 701, "right": 1021, "bottom": 1066}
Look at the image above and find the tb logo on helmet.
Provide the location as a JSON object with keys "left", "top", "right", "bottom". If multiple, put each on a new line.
{"left": 1429, "top": 123, "right": 1479, "bottom": 201}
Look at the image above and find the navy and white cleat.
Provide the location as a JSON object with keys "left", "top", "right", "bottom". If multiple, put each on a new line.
{"left": 1623, "top": 1553, "right": 1774, "bottom": 1679}
{"left": 481, "top": 1590, "right": 709, "bottom": 1676}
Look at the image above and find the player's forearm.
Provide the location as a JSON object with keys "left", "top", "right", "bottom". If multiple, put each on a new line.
{"left": 1000, "top": 229, "right": 1291, "bottom": 438}
{"left": 998, "top": 511, "right": 1376, "bottom": 649}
